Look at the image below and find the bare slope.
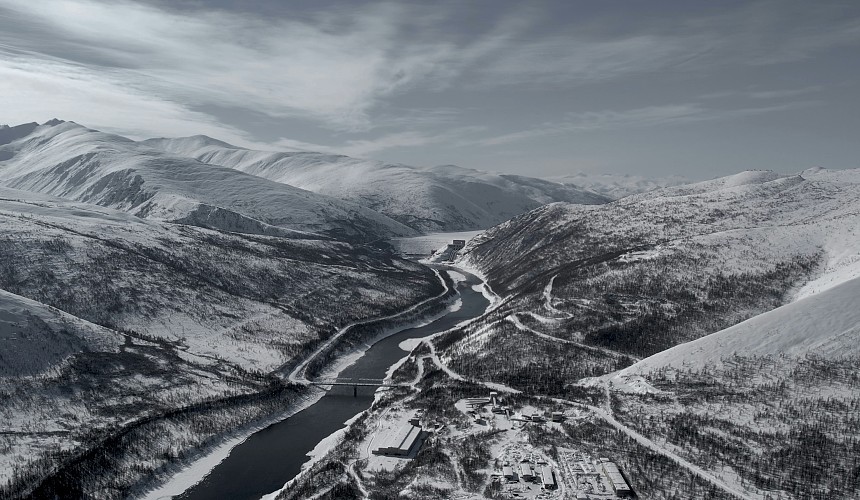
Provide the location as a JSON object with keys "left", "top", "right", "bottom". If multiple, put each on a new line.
{"left": 143, "top": 135, "right": 610, "bottom": 233}
{"left": 0, "top": 122, "right": 415, "bottom": 242}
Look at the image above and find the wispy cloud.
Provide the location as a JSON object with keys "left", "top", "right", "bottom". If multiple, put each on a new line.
{"left": 0, "top": 0, "right": 450, "bottom": 132}
{"left": 276, "top": 126, "right": 486, "bottom": 158}
{"left": 0, "top": 0, "right": 856, "bottom": 160}
{"left": 474, "top": 102, "right": 813, "bottom": 147}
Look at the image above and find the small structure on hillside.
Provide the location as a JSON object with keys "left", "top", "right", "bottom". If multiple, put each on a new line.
{"left": 551, "top": 411, "right": 565, "bottom": 422}
{"left": 601, "top": 461, "right": 632, "bottom": 496}
{"left": 451, "top": 239, "right": 466, "bottom": 249}
{"left": 372, "top": 422, "right": 423, "bottom": 458}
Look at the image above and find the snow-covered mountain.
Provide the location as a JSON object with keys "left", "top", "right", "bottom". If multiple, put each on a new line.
{"left": 551, "top": 171, "right": 688, "bottom": 199}
{"left": 0, "top": 121, "right": 416, "bottom": 242}
{"left": 143, "top": 135, "right": 610, "bottom": 233}
{"left": 440, "top": 167, "right": 859, "bottom": 391}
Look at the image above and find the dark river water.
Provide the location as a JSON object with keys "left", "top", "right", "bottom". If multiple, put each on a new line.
{"left": 175, "top": 268, "right": 489, "bottom": 500}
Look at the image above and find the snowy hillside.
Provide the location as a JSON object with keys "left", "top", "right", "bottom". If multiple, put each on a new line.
{"left": 551, "top": 171, "right": 688, "bottom": 199}
{"left": 431, "top": 168, "right": 860, "bottom": 499}
{"left": 143, "top": 136, "right": 610, "bottom": 232}
{"left": 0, "top": 121, "right": 415, "bottom": 242}
{"left": 0, "top": 288, "right": 122, "bottom": 377}
{"left": 0, "top": 185, "right": 442, "bottom": 497}
{"left": 436, "top": 168, "right": 859, "bottom": 393}
{"left": 620, "top": 274, "right": 860, "bottom": 375}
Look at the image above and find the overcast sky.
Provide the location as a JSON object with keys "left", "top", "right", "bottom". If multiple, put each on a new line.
{"left": 1, "top": 0, "right": 858, "bottom": 178}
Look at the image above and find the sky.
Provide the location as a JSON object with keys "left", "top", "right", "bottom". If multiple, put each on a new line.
{"left": 0, "top": 0, "right": 858, "bottom": 179}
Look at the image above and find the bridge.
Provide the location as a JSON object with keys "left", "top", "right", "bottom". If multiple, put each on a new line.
{"left": 308, "top": 377, "right": 411, "bottom": 388}
{"left": 307, "top": 377, "right": 410, "bottom": 397}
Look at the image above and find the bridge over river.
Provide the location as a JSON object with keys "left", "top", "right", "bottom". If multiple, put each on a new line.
{"left": 308, "top": 377, "right": 410, "bottom": 388}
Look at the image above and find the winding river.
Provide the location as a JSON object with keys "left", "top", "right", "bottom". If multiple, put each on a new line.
{"left": 174, "top": 268, "right": 489, "bottom": 500}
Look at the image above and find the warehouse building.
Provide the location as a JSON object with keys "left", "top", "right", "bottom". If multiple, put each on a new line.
{"left": 372, "top": 422, "right": 423, "bottom": 457}
{"left": 601, "top": 461, "right": 632, "bottom": 496}
{"left": 519, "top": 462, "right": 534, "bottom": 481}
{"left": 541, "top": 465, "right": 556, "bottom": 489}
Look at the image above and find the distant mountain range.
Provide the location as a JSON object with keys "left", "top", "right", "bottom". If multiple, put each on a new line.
{"left": 143, "top": 135, "right": 610, "bottom": 233}
{"left": 0, "top": 121, "right": 418, "bottom": 242}
{"left": 549, "top": 171, "right": 689, "bottom": 199}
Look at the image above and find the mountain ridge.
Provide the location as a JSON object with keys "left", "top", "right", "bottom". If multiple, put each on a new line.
{"left": 143, "top": 134, "right": 611, "bottom": 233}
{"left": 0, "top": 121, "right": 416, "bottom": 242}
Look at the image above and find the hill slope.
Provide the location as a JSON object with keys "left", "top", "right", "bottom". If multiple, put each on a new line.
{"left": 434, "top": 168, "right": 859, "bottom": 393}
{"left": 432, "top": 168, "right": 859, "bottom": 499}
{"left": 0, "top": 122, "right": 416, "bottom": 242}
{"left": 0, "top": 186, "right": 442, "bottom": 497}
{"left": 619, "top": 274, "right": 860, "bottom": 375}
{"left": 143, "top": 135, "right": 610, "bottom": 233}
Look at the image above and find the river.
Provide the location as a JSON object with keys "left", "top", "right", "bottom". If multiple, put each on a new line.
{"left": 174, "top": 268, "right": 489, "bottom": 500}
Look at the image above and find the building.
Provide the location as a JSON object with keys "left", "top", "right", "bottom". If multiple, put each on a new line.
{"left": 601, "top": 462, "right": 632, "bottom": 496}
{"left": 502, "top": 466, "right": 515, "bottom": 480}
{"left": 372, "top": 423, "right": 423, "bottom": 457}
{"left": 541, "top": 466, "right": 556, "bottom": 489}
{"left": 451, "top": 239, "right": 466, "bottom": 249}
{"left": 519, "top": 463, "right": 534, "bottom": 481}
{"left": 551, "top": 411, "right": 565, "bottom": 422}
{"left": 465, "top": 397, "right": 490, "bottom": 408}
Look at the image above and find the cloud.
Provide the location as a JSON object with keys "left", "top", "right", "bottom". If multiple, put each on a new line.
{"left": 284, "top": 126, "right": 486, "bottom": 158}
{"left": 475, "top": 102, "right": 814, "bottom": 146}
{"left": 0, "top": 54, "right": 268, "bottom": 147}
{"left": 0, "top": 0, "right": 855, "bottom": 160}
{"left": 0, "top": 0, "right": 443, "bottom": 131}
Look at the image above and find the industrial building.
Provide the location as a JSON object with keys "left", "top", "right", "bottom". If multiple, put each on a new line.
{"left": 519, "top": 462, "right": 534, "bottom": 481}
{"left": 601, "top": 461, "right": 632, "bottom": 496}
{"left": 372, "top": 422, "right": 423, "bottom": 457}
{"left": 502, "top": 465, "right": 515, "bottom": 480}
{"left": 540, "top": 465, "right": 556, "bottom": 489}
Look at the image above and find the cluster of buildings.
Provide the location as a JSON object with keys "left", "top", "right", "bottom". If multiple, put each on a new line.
{"left": 501, "top": 460, "right": 557, "bottom": 490}
{"left": 558, "top": 449, "right": 633, "bottom": 498}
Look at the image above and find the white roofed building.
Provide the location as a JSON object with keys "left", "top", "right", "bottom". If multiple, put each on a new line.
{"left": 372, "top": 423, "right": 423, "bottom": 457}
